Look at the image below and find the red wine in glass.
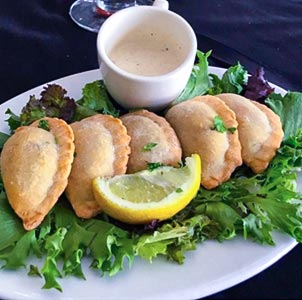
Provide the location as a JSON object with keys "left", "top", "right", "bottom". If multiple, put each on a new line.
{"left": 69, "top": 0, "right": 153, "bottom": 33}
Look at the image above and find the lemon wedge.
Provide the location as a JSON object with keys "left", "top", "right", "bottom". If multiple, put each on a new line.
{"left": 92, "top": 154, "right": 201, "bottom": 224}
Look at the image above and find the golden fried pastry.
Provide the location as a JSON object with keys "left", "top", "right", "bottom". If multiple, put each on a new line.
{"left": 0, "top": 117, "right": 74, "bottom": 230}
{"left": 65, "top": 114, "right": 131, "bottom": 218}
{"left": 165, "top": 95, "right": 242, "bottom": 189}
{"left": 217, "top": 93, "right": 283, "bottom": 173}
{"left": 120, "top": 110, "right": 182, "bottom": 173}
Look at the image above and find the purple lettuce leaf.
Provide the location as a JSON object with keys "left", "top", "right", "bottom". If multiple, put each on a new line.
{"left": 242, "top": 67, "right": 274, "bottom": 103}
{"left": 20, "top": 84, "right": 77, "bottom": 126}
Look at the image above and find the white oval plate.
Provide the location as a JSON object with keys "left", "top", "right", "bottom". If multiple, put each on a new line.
{"left": 0, "top": 67, "right": 296, "bottom": 300}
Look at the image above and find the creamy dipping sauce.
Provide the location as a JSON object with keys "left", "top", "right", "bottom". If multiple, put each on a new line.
{"left": 108, "top": 29, "right": 186, "bottom": 76}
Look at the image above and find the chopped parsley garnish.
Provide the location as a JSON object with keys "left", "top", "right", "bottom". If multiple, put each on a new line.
{"left": 147, "top": 162, "right": 163, "bottom": 171}
{"left": 38, "top": 119, "right": 50, "bottom": 131}
{"left": 212, "top": 116, "right": 237, "bottom": 134}
{"left": 175, "top": 188, "right": 183, "bottom": 193}
{"left": 228, "top": 127, "right": 237, "bottom": 134}
{"left": 212, "top": 115, "right": 227, "bottom": 133}
{"left": 142, "top": 143, "right": 157, "bottom": 152}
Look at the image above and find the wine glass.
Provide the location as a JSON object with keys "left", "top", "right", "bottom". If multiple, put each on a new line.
{"left": 70, "top": 0, "right": 154, "bottom": 33}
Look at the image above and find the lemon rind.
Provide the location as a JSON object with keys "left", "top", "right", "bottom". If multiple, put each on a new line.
{"left": 92, "top": 155, "right": 201, "bottom": 224}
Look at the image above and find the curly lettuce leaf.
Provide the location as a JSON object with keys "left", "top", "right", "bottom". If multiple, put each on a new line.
{"left": 75, "top": 80, "right": 119, "bottom": 120}
{"left": 172, "top": 50, "right": 211, "bottom": 105}
{"left": 0, "top": 190, "right": 26, "bottom": 252}
{"left": 41, "top": 228, "right": 66, "bottom": 291}
{"left": 241, "top": 214, "right": 275, "bottom": 245}
{"left": 61, "top": 221, "right": 94, "bottom": 279}
{"left": 0, "top": 132, "right": 10, "bottom": 150}
{"left": 0, "top": 129, "right": 301, "bottom": 291}
{"left": 265, "top": 92, "right": 302, "bottom": 141}
{"left": 136, "top": 226, "right": 188, "bottom": 262}
{"left": 195, "top": 202, "right": 241, "bottom": 241}
{"left": 4, "top": 84, "right": 77, "bottom": 132}
{"left": 20, "top": 95, "right": 46, "bottom": 125}
{"left": 40, "top": 85, "right": 77, "bottom": 122}
{"left": 208, "top": 62, "right": 248, "bottom": 95}
{"left": 21, "top": 84, "right": 77, "bottom": 125}
{"left": 135, "top": 214, "right": 212, "bottom": 264}
{"left": 84, "top": 218, "right": 134, "bottom": 276}
{"left": 0, "top": 191, "right": 137, "bottom": 291}
{"left": 5, "top": 81, "right": 119, "bottom": 132}
{"left": 192, "top": 131, "right": 302, "bottom": 244}
{"left": 5, "top": 108, "right": 21, "bottom": 133}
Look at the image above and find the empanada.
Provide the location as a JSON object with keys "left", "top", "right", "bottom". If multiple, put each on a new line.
{"left": 120, "top": 110, "right": 182, "bottom": 173}
{"left": 217, "top": 93, "right": 284, "bottom": 173}
{"left": 165, "top": 95, "right": 242, "bottom": 189}
{"left": 0, "top": 117, "right": 75, "bottom": 230}
{"left": 65, "top": 114, "right": 131, "bottom": 218}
